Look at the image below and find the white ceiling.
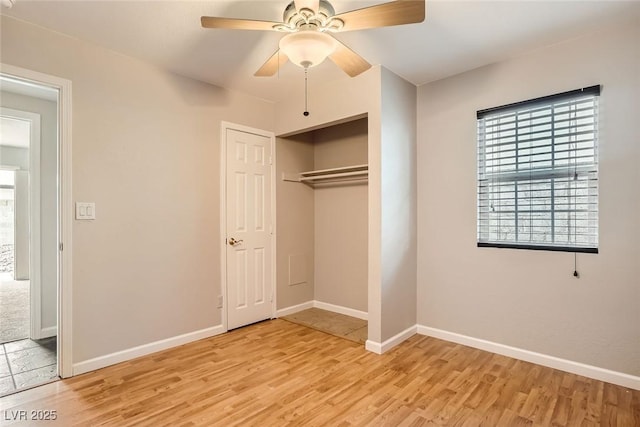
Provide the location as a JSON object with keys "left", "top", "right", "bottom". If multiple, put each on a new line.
{"left": 2, "top": 1, "right": 639, "bottom": 103}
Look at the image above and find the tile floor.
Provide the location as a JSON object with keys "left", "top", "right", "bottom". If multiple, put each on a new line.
{"left": 281, "top": 308, "right": 368, "bottom": 344}
{"left": 0, "top": 337, "right": 58, "bottom": 395}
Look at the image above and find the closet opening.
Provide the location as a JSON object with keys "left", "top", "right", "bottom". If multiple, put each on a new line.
{"left": 276, "top": 117, "right": 368, "bottom": 344}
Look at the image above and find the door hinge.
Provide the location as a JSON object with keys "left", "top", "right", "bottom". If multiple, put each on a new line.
{"left": 269, "top": 156, "right": 273, "bottom": 165}
{"left": 59, "top": 243, "right": 63, "bottom": 251}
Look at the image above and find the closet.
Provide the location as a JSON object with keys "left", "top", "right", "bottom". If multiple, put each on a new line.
{"left": 276, "top": 117, "right": 368, "bottom": 340}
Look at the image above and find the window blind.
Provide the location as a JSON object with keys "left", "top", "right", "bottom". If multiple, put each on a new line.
{"left": 477, "top": 86, "right": 600, "bottom": 253}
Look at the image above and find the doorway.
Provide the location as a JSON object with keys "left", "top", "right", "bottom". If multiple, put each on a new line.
{"left": 0, "top": 69, "right": 69, "bottom": 395}
{"left": 221, "top": 122, "right": 276, "bottom": 331}
{"left": 0, "top": 92, "right": 56, "bottom": 395}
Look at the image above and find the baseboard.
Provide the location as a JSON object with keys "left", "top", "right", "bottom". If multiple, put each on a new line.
{"left": 366, "top": 325, "right": 417, "bottom": 354}
{"left": 275, "top": 300, "right": 368, "bottom": 320}
{"left": 73, "top": 325, "right": 225, "bottom": 376}
{"left": 417, "top": 325, "right": 640, "bottom": 391}
{"left": 365, "top": 340, "right": 382, "bottom": 353}
{"left": 275, "top": 301, "right": 314, "bottom": 317}
{"left": 313, "top": 300, "right": 368, "bottom": 320}
{"left": 40, "top": 326, "right": 57, "bottom": 339}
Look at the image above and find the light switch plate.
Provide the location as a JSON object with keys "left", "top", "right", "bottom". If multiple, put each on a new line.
{"left": 75, "top": 202, "right": 96, "bottom": 220}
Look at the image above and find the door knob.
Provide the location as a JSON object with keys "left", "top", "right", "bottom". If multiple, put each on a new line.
{"left": 228, "top": 237, "right": 243, "bottom": 246}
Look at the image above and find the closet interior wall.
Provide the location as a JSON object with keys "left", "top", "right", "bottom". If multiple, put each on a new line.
{"left": 276, "top": 118, "right": 368, "bottom": 314}
{"left": 276, "top": 131, "right": 315, "bottom": 310}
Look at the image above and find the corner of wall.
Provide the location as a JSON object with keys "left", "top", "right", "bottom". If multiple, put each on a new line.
{"left": 378, "top": 68, "right": 418, "bottom": 342}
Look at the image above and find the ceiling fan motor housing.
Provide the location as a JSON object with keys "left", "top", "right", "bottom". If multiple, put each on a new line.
{"left": 280, "top": 0, "right": 343, "bottom": 32}
{"left": 284, "top": 0, "right": 335, "bottom": 21}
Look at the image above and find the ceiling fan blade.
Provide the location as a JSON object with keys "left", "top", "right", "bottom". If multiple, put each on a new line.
{"left": 294, "top": 0, "right": 320, "bottom": 12}
{"left": 254, "top": 50, "right": 289, "bottom": 77}
{"left": 333, "top": 0, "right": 425, "bottom": 32}
{"left": 329, "top": 38, "right": 372, "bottom": 77}
{"left": 201, "top": 16, "right": 280, "bottom": 31}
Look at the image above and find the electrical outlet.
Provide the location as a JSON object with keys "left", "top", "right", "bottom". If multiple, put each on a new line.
{"left": 217, "top": 295, "right": 223, "bottom": 308}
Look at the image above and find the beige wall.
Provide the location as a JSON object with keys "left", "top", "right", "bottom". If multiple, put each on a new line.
{"left": 274, "top": 68, "right": 379, "bottom": 138}
{"left": 1, "top": 16, "right": 275, "bottom": 363}
{"left": 313, "top": 119, "right": 368, "bottom": 169}
{"left": 276, "top": 133, "right": 315, "bottom": 309}
{"left": 0, "top": 90, "right": 58, "bottom": 331}
{"left": 379, "top": 68, "right": 417, "bottom": 341}
{"left": 313, "top": 119, "right": 368, "bottom": 312}
{"left": 417, "top": 21, "right": 640, "bottom": 376}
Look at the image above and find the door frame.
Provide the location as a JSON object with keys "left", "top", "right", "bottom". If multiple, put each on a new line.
{"left": 0, "top": 106, "right": 42, "bottom": 339}
{"left": 219, "top": 121, "right": 276, "bottom": 332}
{"left": 1, "top": 63, "right": 73, "bottom": 378}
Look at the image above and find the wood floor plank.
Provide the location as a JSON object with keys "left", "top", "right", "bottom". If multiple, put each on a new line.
{"left": 0, "top": 319, "right": 638, "bottom": 426}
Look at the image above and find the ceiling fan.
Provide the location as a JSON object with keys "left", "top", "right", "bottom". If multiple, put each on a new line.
{"left": 201, "top": 0, "right": 425, "bottom": 78}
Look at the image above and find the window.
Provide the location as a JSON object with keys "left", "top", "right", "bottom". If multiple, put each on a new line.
{"left": 477, "top": 86, "right": 600, "bottom": 253}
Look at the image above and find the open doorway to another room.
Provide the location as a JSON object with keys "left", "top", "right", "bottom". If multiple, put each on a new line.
{"left": 0, "top": 168, "right": 30, "bottom": 343}
{"left": 0, "top": 77, "right": 59, "bottom": 395}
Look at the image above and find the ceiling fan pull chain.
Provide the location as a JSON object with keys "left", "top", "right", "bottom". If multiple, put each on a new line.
{"left": 303, "top": 67, "right": 310, "bottom": 116}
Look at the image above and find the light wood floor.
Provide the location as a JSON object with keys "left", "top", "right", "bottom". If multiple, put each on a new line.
{"left": 0, "top": 319, "right": 638, "bottom": 426}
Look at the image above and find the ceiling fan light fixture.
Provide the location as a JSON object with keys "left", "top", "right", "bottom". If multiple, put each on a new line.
{"left": 279, "top": 30, "right": 336, "bottom": 69}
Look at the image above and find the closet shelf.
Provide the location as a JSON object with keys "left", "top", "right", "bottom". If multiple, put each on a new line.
{"left": 282, "top": 164, "right": 368, "bottom": 184}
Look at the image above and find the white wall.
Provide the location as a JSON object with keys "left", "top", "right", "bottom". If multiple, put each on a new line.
{"left": 13, "top": 170, "right": 29, "bottom": 281}
{"left": 0, "top": 91, "right": 58, "bottom": 332}
{"left": 0, "top": 146, "right": 28, "bottom": 170}
{"left": 417, "top": 21, "right": 640, "bottom": 376}
{"left": 1, "top": 15, "right": 275, "bottom": 364}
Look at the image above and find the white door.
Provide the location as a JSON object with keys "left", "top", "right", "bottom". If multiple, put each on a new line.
{"left": 225, "top": 128, "right": 273, "bottom": 330}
